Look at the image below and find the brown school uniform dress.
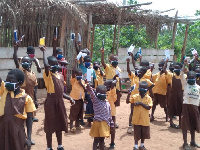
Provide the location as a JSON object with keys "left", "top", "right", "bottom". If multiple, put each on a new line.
{"left": 21, "top": 68, "right": 37, "bottom": 103}
{"left": 43, "top": 71, "right": 68, "bottom": 133}
{"left": 168, "top": 74, "right": 183, "bottom": 116}
{"left": 0, "top": 93, "right": 27, "bottom": 150}
{"left": 196, "top": 78, "right": 200, "bottom": 112}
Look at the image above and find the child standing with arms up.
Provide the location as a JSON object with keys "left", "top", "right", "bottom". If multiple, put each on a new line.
{"left": 0, "top": 69, "right": 36, "bottom": 150}
{"left": 101, "top": 48, "right": 122, "bottom": 107}
{"left": 86, "top": 82, "right": 114, "bottom": 150}
{"left": 126, "top": 81, "right": 153, "bottom": 150}
{"left": 180, "top": 62, "right": 200, "bottom": 149}
{"left": 40, "top": 47, "right": 74, "bottom": 150}
{"left": 150, "top": 59, "right": 170, "bottom": 122}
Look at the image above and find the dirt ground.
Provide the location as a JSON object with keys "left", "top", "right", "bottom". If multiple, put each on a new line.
{"left": 31, "top": 89, "right": 200, "bottom": 150}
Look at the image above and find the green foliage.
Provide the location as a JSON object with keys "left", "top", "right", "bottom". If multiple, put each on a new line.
{"left": 92, "top": 11, "right": 200, "bottom": 62}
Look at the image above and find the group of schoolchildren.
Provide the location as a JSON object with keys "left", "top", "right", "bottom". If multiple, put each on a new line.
{"left": 0, "top": 35, "right": 200, "bottom": 150}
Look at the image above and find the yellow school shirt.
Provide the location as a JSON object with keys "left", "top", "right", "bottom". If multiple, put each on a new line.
{"left": 143, "top": 69, "right": 152, "bottom": 80}
{"left": 107, "top": 87, "right": 117, "bottom": 116}
{"left": 0, "top": 81, "right": 36, "bottom": 119}
{"left": 43, "top": 71, "right": 61, "bottom": 93}
{"left": 70, "top": 77, "right": 85, "bottom": 100}
{"left": 152, "top": 72, "right": 170, "bottom": 95}
{"left": 129, "top": 72, "right": 153, "bottom": 96}
{"left": 130, "top": 94, "right": 152, "bottom": 126}
{"left": 105, "top": 64, "right": 121, "bottom": 90}
{"left": 95, "top": 69, "right": 105, "bottom": 88}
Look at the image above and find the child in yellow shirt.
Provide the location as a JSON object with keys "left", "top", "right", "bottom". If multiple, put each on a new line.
{"left": 104, "top": 79, "right": 117, "bottom": 149}
{"left": 126, "top": 58, "right": 154, "bottom": 134}
{"left": 69, "top": 61, "right": 86, "bottom": 133}
{"left": 150, "top": 59, "right": 170, "bottom": 122}
{"left": 93, "top": 61, "right": 105, "bottom": 88}
{"left": 126, "top": 81, "right": 153, "bottom": 150}
{"left": 0, "top": 69, "right": 36, "bottom": 150}
{"left": 101, "top": 48, "right": 122, "bottom": 107}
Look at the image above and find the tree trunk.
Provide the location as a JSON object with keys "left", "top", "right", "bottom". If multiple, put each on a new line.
{"left": 90, "top": 24, "right": 95, "bottom": 59}
{"left": 181, "top": 24, "right": 189, "bottom": 62}
{"left": 171, "top": 11, "right": 178, "bottom": 50}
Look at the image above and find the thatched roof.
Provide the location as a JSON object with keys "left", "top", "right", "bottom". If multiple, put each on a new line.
{"left": 0, "top": 0, "right": 87, "bottom": 47}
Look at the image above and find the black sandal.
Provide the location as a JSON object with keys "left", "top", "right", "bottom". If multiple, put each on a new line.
{"left": 170, "top": 123, "right": 180, "bottom": 129}
{"left": 190, "top": 141, "right": 200, "bottom": 148}
{"left": 150, "top": 116, "right": 154, "bottom": 122}
{"left": 183, "top": 143, "right": 191, "bottom": 150}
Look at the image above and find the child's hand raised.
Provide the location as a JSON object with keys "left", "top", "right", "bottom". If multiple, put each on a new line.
{"left": 39, "top": 46, "right": 46, "bottom": 52}
{"left": 126, "top": 58, "right": 130, "bottom": 62}
{"left": 0, "top": 77, "right": 2, "bottom": 85}
{"left": 13, "top": 40, "right": 20, "bottom": 48}
{"left": 100, "top": 48, "right": 104, "bottom": 53}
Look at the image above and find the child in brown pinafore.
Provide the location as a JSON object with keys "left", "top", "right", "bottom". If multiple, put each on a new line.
{"left": 0, "top": 69, "right": 36, "bottom": 150}
{"left": 168, "top": 62, "right": 183, "bottom": 129}
{"left": 40, "top": 47, "right": 74, "bottom": 150}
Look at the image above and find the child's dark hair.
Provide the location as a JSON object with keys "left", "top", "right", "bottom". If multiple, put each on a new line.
{"left": 27, "top": 46, "right": 35, "bottom": 53}
{"left": 47, "top": 56, "right": 58, "bottom": 63}
{"left": 109, "top": 54, "right": 117, "bottom": 60}
{"left": 175, "top": 62, "right": 183, "bottom": 68}
{"left": 96, "top": 85, "right": 107, "bottom": 92}
{"left": 187, "top": 71, "right": 196, "bottom": 78}
{"left": 140, "top": 81, "right": 148, "bottom": 87}
{"left": 75, "top": 68, "right": 83, "bottom": 74}
{"left": 159, "top": 60, "right": 165, "bottom": 66}
{"left": 56, "top": 48, "right": 62, "bottom": 54}
{"left": 84, "top": 55, "right": 91, "bottom": 62}
{"left": 140, "top": 66, "right": 147, "bottom": 74}
{"left": 93, "top": 61, "right": 100, "bottom": 65}
{"left": 8, "top": 69, "right": 24, "bottom": 83}
{"left": 141, "top": 60, "right": 149, "bottom": 67}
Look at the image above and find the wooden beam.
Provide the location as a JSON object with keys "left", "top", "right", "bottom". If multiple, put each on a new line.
{"left": 155, "top": 25, "right": 159, "bottom": 49}
{"left": 171, "top": 11, "right": 178, "bottom": 50}
{"left": 181, "top": 24, "right": 189, "bottom": 62}
{"left": 118, "top": 2, "right": 152, "bottom": 8}
{"left": 60, "top": 13, "right": 67, "bottom": 48}
{"left": 112, "top": 24, "right": 117, "bottom": 54}
{"left": 116, "top": 12, "right": 121, "bottom": 55}
{"left": 71, "top": 0, "right": 106, "bottom": 4}
{"left": 160, "top": 8, "right": 175, "bottom": 13}
{"left": 87, "top": 12, "right": 92, "bottom": 49}
{"left": 90, "top": 24, "right": 95, "bottom": 59}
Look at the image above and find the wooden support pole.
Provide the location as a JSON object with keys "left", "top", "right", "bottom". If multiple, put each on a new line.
{"left": 87, "top": 12, "right": 92, "bottom": 49}
{"left": 181, "top": 24, "right": 189, "bottom": 62}
{"left": 171, "top": 11, "right": 178, "bottom": 49}
{"left": 112, "top": 24, "right": 117, "bottom": 54}
{"left": 60, "top": 13, "right": 67, "bottom": 49}
{"left": 155, "top": 25, "right": 159, "bottom": 49}
{"left": 116, "top": 25, "right": 121, "bottom": 56}
{"left": 90, "top": 24, "right": 95, "bottom": 59}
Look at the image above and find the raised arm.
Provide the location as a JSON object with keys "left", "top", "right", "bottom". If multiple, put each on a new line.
{"left": 129, "top": 52, "right": 137, "bottom": 69}
{"left": 101, "top": 48, "right": 106, "bottom": 69}
{"left": 193, "top": 54, "right": 199, "bottom": 71}
{"left": 86, "top": 83, "right": 96, "bottom": 103}
{"left": 163, "top": 58, "right": 169, "bottom": 73}
{"left": 126, "top": 58, "right": 131, "bottom": 76}
{"left": 72, "top": 59, "right": 77, "bottom": 78}
{"left": 52, "top": 36, "right": 57, "bottom": 57}
{"left": 13, "top": 41, "right": 20, "bottom": 69}
{"left": 40, "top": 47, "right": 49, "bottom": 76}
{"left": 32, "top": 58, "right": 41, "bottom": 73}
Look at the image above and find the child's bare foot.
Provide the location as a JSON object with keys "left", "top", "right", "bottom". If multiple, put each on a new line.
{"left": 70, "top": 127, "right": 76, "bottom": 133}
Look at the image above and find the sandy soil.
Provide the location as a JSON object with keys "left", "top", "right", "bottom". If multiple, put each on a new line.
{"left": 31, "top": 89, "right": 199, "bottom": 150}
